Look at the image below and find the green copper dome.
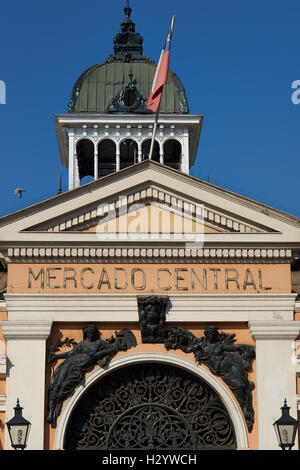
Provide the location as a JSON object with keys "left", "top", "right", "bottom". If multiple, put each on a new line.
{"left": 68, "top": 5, "right": 189, "bottom": 114}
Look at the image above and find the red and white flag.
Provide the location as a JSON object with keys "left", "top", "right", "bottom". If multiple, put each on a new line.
{"left": 147, "top": 15, "right": 175, "bottom": 113}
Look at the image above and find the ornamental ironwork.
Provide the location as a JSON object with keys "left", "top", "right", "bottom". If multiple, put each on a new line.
{"left": 106, "top": 74, "right": 150, "bottom": 114}
{"left": 63, "top": 363, "right": 237, "bottom": 450}
{"left": 164, "top": 326, "right": 256, "bottom": 432}
{"left": 112, "top": 2, "right": 144, "bottom": 60}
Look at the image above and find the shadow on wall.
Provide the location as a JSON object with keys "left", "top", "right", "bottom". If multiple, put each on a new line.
{"left": 292, "top": 258, "right": 300, "bottom": 300}
{"left": 0, "top": 419, "right": 4, "bottom": 449}
{"left": 0, "top": 260, "right": 7, "bottom": 300}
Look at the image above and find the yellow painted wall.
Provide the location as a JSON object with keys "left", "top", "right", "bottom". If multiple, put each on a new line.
{"left": 83, "top": 203, "right": 221, "bottom": 234}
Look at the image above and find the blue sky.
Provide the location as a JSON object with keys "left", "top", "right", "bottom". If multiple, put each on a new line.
{"left": 0, "top": 0, "right": 300, "bottom": 218}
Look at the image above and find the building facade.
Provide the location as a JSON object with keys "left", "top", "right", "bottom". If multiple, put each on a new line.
{"left": 0, "top": 5, "right": 300, "bottom": 451}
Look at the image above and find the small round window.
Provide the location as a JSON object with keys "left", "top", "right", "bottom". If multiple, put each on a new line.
{"left": 123, "top": 90, "right": 137, "bottom": 108}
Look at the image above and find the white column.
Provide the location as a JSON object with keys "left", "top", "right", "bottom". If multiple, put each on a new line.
{"left": 2, "top": 321, "right": 52, "bottom": 450}
{"left": 94, "top": 149, "right": 98, "bottom": 180}
{"left": 159, "top": 141, "right": 164, "bottom": 164}
{"left": 249, "top": 320, "right": 300, "bottom": 450}
{"left": 116, "top": 142, "right": 120, "bottom": 172}
{"left": 74, "top": 152, "right": 80, "bottom": 187}
{"left": 182, "top": 130, "right": 189, "bottom": 173}
{"left": 137, "top": 141, "right": 142, "bottom": 163}
{"left": 68, "top": 130, "right": 75, "bottom": 190}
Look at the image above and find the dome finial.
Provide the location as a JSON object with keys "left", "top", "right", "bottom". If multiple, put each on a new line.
{"left": 110, "top": 0, "right": 143, "bottom": 60}
{"left": 124, "top": 0, "right": 132, "bottom": 19}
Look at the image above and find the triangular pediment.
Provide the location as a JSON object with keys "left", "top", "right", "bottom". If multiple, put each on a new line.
{"left": 23, "top": 187, "right": 269, "bottom": 237}
{"left": 0, "top": 161, "right": 300, "bottom": 251}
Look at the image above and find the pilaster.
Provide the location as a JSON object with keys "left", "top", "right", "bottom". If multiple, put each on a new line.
{"left": 249, "top": 320, "right": 300, "bottom": 450}
{"left": 1, "top": 321, "right": 52, "bottom": 450}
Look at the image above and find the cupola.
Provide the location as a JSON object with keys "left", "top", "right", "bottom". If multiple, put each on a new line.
{"left": 55, "top": 2, "right": 203, "bottom": 189}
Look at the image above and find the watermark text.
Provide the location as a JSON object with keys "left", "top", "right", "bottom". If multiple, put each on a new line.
{"left": 0, "top": 80, "right": 6, "bottom": 104}
{"left": 291, "top": 80, "right": 300, "bottom": 104}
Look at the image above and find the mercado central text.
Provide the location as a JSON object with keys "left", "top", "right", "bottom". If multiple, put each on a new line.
{"left": 20, "top": 264, "right": 284, "bottom": 293}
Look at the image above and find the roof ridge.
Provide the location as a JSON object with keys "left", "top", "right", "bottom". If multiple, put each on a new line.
{"left": 0, "top": 160, "right": 299, "bottom": 228}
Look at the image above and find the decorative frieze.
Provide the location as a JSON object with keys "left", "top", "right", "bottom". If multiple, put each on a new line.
{"left": 7, "top": 247, "right": 292, "bottom": 262}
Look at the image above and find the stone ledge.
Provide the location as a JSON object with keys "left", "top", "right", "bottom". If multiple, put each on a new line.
{"left": 1, "top": 321, "right": 52, "bottom": 340}
{"left": 249, "top": 320, "right": 300, "bottom": 340}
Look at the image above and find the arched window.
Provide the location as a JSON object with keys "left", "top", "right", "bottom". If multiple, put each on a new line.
{"left": 141, "top": 139, "right": 160, "bottom": 162}
{"left": 120, "top": 139, "right": 138, "bottom": 170}
{"left": 76, "top": 139, "right": 94, "bottom": 183}
{"left": 98, "top": 139, "right": 116, "bottom": 177}
{"left": 163, "top": 139, "right": 182, "bottom": 170}
{"left": 64, "top": 362, "right": 237, "bottom": 450}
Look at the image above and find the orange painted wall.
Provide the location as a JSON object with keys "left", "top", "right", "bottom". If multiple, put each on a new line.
{"left": 7, "top": 262, "right": 291, "bottom": 295}
{"left": 44, "top": 321, "right": 257, "bottom": 450}
{"left": 1, "top": 261, "right": 293, "bottom": 450}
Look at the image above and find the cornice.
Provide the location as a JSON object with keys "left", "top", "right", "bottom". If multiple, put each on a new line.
{"left": 55, "top": 113, "right": 204, "bottom": 126}
{"left": 249, "top": 320, "right": 300, "bottom": 340}
{"left": 1, "top": 321, "right": 52, "bottom": 340}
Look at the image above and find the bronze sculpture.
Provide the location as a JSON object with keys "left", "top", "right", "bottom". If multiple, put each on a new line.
{"left": 137, "top": 296, "right": 169, "bottom": 343}
{"left": 164, "top": 325, "right": 256, "bottom": 431}
{"left": 47, "top": 324, "right": 136, "bottom": 428}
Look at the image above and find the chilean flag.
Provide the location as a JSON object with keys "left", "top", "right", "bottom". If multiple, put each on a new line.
{"left": 147, "top": 15, "right": 175, "bottom": 113}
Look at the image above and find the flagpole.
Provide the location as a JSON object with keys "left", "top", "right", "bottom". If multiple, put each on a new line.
{"left": 149, "top": 103, "right": 161, "bottom": 160}
{"left": 147, "top": 14, "right": 175, "bottom": 161}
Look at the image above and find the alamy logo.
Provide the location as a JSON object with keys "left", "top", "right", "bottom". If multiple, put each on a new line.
{"left": 291, "top": 80, "right": 300, "bottom": 104}
{"left": 96, "top": 195, "right": 205, "bottom": 248}
{"left": 0, "top": 81, "right": 6, "bottom": 104}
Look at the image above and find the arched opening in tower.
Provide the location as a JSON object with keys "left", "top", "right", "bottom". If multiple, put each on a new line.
{"left": 98, "top": 139, "right": 116, "bottom": 177}
{"left": 142, "top": 139, "right": 160, "bottom": 162}
{"left": 120, "top": 139, "right": 138, "bottom": 169}
{"left": 76, "top": 139, "right": 94, "bottom": 184}
{"left": 163, "top": 139, "right": 182, "bottom": 170}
